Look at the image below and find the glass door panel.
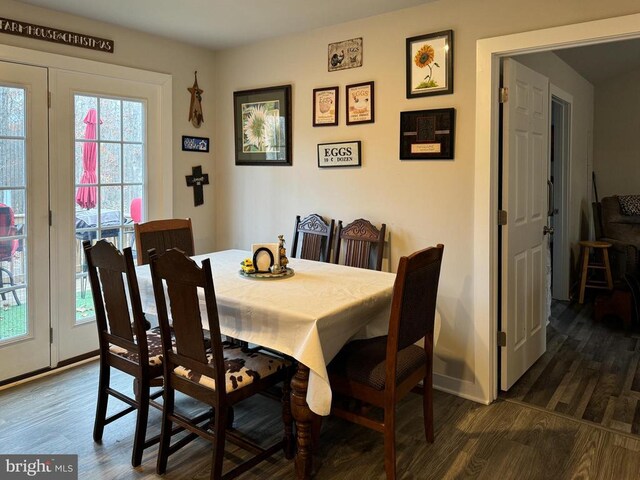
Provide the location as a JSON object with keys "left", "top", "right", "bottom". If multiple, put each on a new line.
{"left": 0, "top": 62, "right": 50, "bottom": 382}
{"left": 73, "top": 95, "right": 146, "bottom": 324}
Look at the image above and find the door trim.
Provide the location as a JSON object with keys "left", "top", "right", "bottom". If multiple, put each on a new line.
{"left": 550, "top": 84, "right": 573, "bottom": 301}
{"left": 475, "top": 13, "right": 640, "bottom": 404}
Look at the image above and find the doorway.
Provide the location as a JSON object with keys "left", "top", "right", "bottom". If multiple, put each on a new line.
{"left": 0, "top": 61, "right": 50, "bottom": 381}
{"left": 0, "top": 45, "right": 172, "bottom": 383}
{"left": 473, "top": 12, "right": 640, "bottom": 404}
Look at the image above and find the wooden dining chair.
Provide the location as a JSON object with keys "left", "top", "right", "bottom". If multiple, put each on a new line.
{"left": 83, "top": 239, "right": 171, "bottom": 467}
{"left": 327, "top": 244, "right": 444, "bottom": 480}
{"left": 134, "top": 218, "right": 194, "bottom": 265}
{"left": 334, "top": 218, "right": 386, "bottom": 270}
{"left": 291, "top": 213, "right": 335, "bottom": 262}
{"left": 149, "top": 248, "right": 295, "bottom": 479}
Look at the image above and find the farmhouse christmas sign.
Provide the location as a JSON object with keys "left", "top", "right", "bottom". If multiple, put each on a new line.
{"left": 0, "top": 17, "right": 114, "bottom": 53}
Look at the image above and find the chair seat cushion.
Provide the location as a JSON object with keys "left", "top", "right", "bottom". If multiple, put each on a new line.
{"left": 173, "top": 344, "right": 290, "bottom": 393}
{"left": 328, "top": 336, "right": 426, "bottom": 390}
{"left": 109, "top": 327, "right": 172, "bottom": 366}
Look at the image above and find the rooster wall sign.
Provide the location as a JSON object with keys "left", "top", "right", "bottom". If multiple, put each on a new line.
{"left": 188, "top": 71, "right": 204, "bottom": 128}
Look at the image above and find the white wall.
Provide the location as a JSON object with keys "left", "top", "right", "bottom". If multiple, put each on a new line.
{"left": 0, "top": 0, "right": 218, "bottom": 252}
{"left": 593, "top": 66, "right": 640, "bottom": 198}
{"left": 213, "top": 0, "right": 640, "bottom": 402}
{"left": 515, "top": 52, "right": 594, "bottom": 281}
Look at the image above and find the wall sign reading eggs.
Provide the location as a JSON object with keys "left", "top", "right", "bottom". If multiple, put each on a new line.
{"left": 317, "top": 141, "right": 361, "bottom": 168}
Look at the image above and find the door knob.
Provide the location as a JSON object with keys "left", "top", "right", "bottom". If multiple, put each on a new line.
{"left": 543, "top": 226, "right": 554, "bottom": 235}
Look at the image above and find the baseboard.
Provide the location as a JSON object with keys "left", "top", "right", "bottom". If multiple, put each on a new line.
{"left": 433, "top": 373, "right": 490, "bottom": 405}
{"left": 0, "top": 355, "right": 99, "bottom": 391}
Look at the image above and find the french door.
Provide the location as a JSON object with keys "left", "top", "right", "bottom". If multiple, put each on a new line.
{"left": 0, "top": 52, "right": 168, "bottom": 379}
{"left": 51, "top": 70, "right": 158, "bottom": 362}
{"left": 0, "top": 61, "right": 50, "bottom": 382}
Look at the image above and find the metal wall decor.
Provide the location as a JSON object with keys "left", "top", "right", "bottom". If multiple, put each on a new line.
{"left": 188, "top": 71, "right": 204, "bottom": 128}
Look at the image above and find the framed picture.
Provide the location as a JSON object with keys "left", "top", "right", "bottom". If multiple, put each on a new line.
{"left": 400, "top": 108, "right": 455, "bottom": 160}
{"left": 233, "top": 85, "right": 292, "bottom": 166}
{"left": 313, "top": 87, "right": 339, "bottom": 127}
{"left": 406, "top": 30, "right": 453, "bottom": 98}
{"left": 317, "top": 141, "right": 361, "bottom": 168}
{"left": 346, "top": 81, "right": 374, "bottom": 125}
{"left": 182, "top": 135, "right": 209, "bottom": 152}
{"left": 328, "top": 37, "right": 363, "bottom": 72}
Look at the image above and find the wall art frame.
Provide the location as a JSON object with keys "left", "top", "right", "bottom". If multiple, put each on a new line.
{"left": 233, "top": 84, "right": 292, "bottom": 166}
{"left": 400, "top": 108, "right": 455, "bottom": 160}
{"left": 317, "top": 141, "right": 361, "bottom": 168}
{"left": 182, "top": 135, "right": 209, "bottom": 152}
{"left": 406, "top": 30, "right": 453, "bottom": 98}
{"left": 313, "top": 86, "right": 339, "bottom": 127}
{"left": 328, "top": 37, "right": 363, "bottom": 72}
{"left": 346, "top": 81, "right": 374, "bottom": 125}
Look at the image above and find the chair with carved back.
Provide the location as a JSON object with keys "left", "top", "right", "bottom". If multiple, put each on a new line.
{"left": 328, "top": 244, "right": 444, "bottom": 480}
{"left": 149, "top": 248, "right": 295, "bottom": 479}
{"left": 291, "top": 213, "right": 335, "bottom": 262}
{"left": 83, "top": 239, "right": 172, "bottom": 467}
{"left": 134, "top": 218, "right": 194, "bottom": 266}
{"left": 334, "top": 218, "right": 386, "bottom": 271}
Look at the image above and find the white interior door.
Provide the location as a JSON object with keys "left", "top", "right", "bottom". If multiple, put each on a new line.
{"left": 0, "top": 61, "right": 50, "bottom": 382}
{"left": 500, "top": 58, "right": 550, "bottom": 391}
{"left": 51, "top": 70, "right": 160, "bottom": 362}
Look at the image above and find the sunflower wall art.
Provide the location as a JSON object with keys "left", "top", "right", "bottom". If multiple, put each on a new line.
{"left": 406, "top": 30, "right": 453, "bottom": 98}
{"left": 233, "top": 85, "right": 292, "bottom": 165}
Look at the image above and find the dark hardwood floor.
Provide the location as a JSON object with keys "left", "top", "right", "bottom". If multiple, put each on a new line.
{"left": 502, "top": 299, "right": 640, "bottom": 437}
{"left": 2, "top": 359, "right": 640, "bottom": 479}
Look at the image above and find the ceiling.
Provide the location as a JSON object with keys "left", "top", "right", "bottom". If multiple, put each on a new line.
{"left": 16, "top": 0, "right": 435, "bottom": 50}
{"left": 554, "top": 38, "right": 640, "bottom": 85}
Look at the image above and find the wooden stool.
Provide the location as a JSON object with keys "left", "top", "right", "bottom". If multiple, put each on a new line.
{"left": 578, "top": 240, "right": 613, "bottom": 303}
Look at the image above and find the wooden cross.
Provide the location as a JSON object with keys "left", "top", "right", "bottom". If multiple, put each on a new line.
{"left": 185, "top": 165, "right": 209, "bottom": 206}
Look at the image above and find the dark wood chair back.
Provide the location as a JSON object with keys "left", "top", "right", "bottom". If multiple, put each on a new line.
{"left": 83, "top": 239, "right": 164, "bottom": 467}
{"left": 334, "top": 218, "right": 386, "bottom": 270}
{"left": 149, "top": 248, "right": 294, "bottom": 479}
{"left": 134, "top": 218, "right": 194, "bottom": 265}
{"left": 84, "top": 239, "right": 149, "bottom": 365}
{"left": 328, "top": 244, "right": 444, "bottom": 479}
{"left": 291, "top": 213, "right": 334, "bottom": 262}
{"left": 149, "top": 248, "right": 225, "bottom": 404}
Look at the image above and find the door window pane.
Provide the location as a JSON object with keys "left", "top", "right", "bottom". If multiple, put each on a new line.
{"left": 0, "top": 86, "right": 27, "bottom": 342}
{"left": 74, "top": 94, "right": 145, "bottom": 324}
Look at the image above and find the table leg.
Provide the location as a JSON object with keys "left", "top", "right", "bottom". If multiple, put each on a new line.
{"left": 291, "top": 363, "right": 314, "bottom": 479}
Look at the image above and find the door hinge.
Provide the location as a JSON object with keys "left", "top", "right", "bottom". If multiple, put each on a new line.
{"left": 49, "top": 210, "right": 52, "bottom": 226}
{"left": 497, "top": 331, "right": 506, "bottom": 347}
{"left": 499, "top": 87, "right": 508, "bottom": 103}
{"left": 498, "top": 210, "right": 508, "bottom": 226}
{"left": 50, "top": 327, "right": 54, "bottom": 344}
{"left": 48, "top": 91, "right": 51, "bottom": 108}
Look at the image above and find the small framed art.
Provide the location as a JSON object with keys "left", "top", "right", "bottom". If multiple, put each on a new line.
{"left": 406, "top": 30, "right": 453, "bottom": 98}
{"left": 346, "top": 81, "right": 374, "bottom": 125}
{"left": 233, "top": 84, "right": 292, "bottom": 166}
{"left": 328, "top": 37, "right": 363, "bottom": 72}
{"left": 317, "top": 141, "right": 361, "bottom": 168}
{"left": 182, "top": 135, "right": 209, "bottom": 152}
{"left": 400, "top": 108, "right": 455, "bottom": 160}
{"left": 313, "top": 87, "right": 339, "bottom": 127}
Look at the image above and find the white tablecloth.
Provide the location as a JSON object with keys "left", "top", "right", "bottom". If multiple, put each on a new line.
{"left": 136, "top": 249, "right": 396, "bottom": 415}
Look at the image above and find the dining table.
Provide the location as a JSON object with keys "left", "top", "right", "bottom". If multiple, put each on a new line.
{"left": 135, "top": 249, "right": 396, "bottom": 479}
